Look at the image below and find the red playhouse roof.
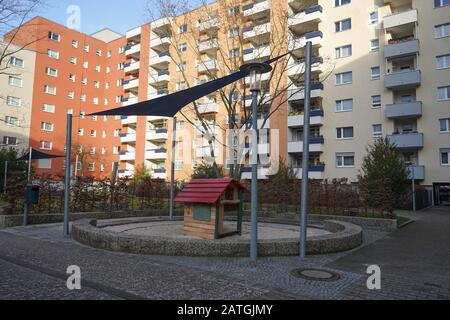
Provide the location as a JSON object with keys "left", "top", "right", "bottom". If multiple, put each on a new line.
{"left": 174, "top": 178, "right": 247, "bottom": 204}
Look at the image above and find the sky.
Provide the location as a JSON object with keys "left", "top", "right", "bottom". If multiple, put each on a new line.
{"left": 35, "top": 0, "right": 155, "bottom": 35}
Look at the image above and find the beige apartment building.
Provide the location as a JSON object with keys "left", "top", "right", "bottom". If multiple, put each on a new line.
{"left": 0, "top": 43, "right": 36, "bottom": 153}
{"left": 117, "top": 0, "right": 450, "bottom": 198}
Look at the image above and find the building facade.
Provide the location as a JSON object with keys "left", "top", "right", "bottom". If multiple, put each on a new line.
{"left": 4, "top": 1, "right": 450, "bottom": 197}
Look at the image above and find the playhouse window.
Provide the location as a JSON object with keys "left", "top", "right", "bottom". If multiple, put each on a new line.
{"left": 193, "top": 204, "right": 211, "bottom": 221}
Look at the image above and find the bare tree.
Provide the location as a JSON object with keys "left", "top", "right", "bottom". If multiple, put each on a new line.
{"left": 145, "top": 0, "right": 333, "bottom": 179}
{"left": 71, "top": 144, "right": 102, "bottom": 178}
{"left": 0, "top": 0, "right": 46, "bottom": 76}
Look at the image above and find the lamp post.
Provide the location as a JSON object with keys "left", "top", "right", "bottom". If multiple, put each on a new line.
{"left": 169, "top": 116, "right": 177, "bottom": 221}
{"left": 63, "top": 113, "right": 73, "bottom": 237}
{"left": 240, "top": 62, "right": 272, "bottom": 261}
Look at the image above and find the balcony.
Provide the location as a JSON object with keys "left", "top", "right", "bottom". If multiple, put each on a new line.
{"left": 293, "top": 165, "right": 325, "bottom": 180}
{"left": 290, "top": 31, "right": 323, "bottom": 51}
{"left": 197, "top": 102, "right": 219, "bottom": 114}
{"left": 146, "top": 148, "right": 168, "bottom": 160}
{"left": 199, "top": 17, "right": 220, "bottom": 32}
{"left": 152, "top": 168, "right": 167, "bottom": 180}
{"left": 288, "top": 83, "right": 324, "bottom": 101}
{"left": 149, "top": 70, "right": 170, "bottom": 86}
{"left": 198, "top": 39, "right": 219, "bottom": 53}
{"left": 243, "top": 0, "right": 270, "bottom": 17}
{"left": 121, "top": 116, "right": 137, "bottom": 125}
{"left": 151, "top": 17, "right": 172, "bottom": 33}
{"left": 195, "top": 147, "right": 219, "bottom": 158}
{"left": 118, "top": 169, "right": 134, "bottom": 178}
{"left": 148, "top": 89, "right": 169, "bottom": 100}
{"left": 146, "top": 128, "right": 168, "bottom": 141}
{"left": 407, "top": 165, "right": 425, "bottom": 180}
{"left": 124, "top": 61, "right": 140, "bottom": 74}
{"left": 123, "top": 78, "right": 139, "bottom": 91}
{"left": 386, "top": 101, "right": 422, "bottom": 119}
{"left": 119, "top": 151, "right": 136, "bottom": 161}
{"left": 384, "top": 39, "right": 419, "bottom": 59}
{"left": 126, "top": 27, "right": 141, "bottom": 40}
{"left": 243, "top": 45, "right": 270, "bottom": 62}
{"left": 149, "top": 51, "right": 171, "bottom": 68}
{"left": 288, "top": 5, "right": 323, "bottom": 32}
{"left": 288, "top": 110, "right": 324, "bottom": 128}
{"left": 387, "top": 132, "right": 424, "bottom": 149}
{"left": 120, "top": 133, "right": 137, "bottom": 143}
{"left": 197, "top": 60, "right": 218, "bottom": 73}
{"left": 385, "top": 70, "right": 421, "bottom": 89}
{"left": 288, "top": 57, "right": 323, "bottom": 77}
{"left": 244, "top": 93, "right": 271, "bottom": 107}
{"left": 243, "top": 23, "right": 271, "bottom": 42}
{"left": 122, "top": 97, "right": 138, "bottom": 106}
{"left": 125, "top": 43, "right": 141, "bottom": 57}
{"left": 288, "top": 136, "right": 324, "bottom": 153}
{"left": 240, "top": 167, "right": 271, "bottom": 180}
{"left": 383, "top": 9, "right": 417, "bottom": 30}
{"left": 150, "top": 36, "right": 171, "bottom": 50}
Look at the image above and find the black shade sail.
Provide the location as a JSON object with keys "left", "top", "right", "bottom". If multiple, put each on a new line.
{"left": 89, "top": 52, "right": 290, "bottom": 117}
{"left": 17, "top": 149, "right": 65, "bottom": 161}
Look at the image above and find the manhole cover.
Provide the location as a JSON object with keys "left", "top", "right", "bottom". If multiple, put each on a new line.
{"left": 291, "top": 268, "right": 341, "bottom": 282}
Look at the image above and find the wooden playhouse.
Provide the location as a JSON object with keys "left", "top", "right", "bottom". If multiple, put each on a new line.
{"left": 174, "top": 178, "right": 247, "bottom": 240}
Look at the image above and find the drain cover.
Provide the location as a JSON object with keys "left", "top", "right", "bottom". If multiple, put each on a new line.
{"left": 291, "top": 268, "right": 341, "bottom": 282}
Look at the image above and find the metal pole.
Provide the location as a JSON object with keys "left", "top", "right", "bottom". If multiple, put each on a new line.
{"left": 63, "top": 113, "right": 73, "bottom": 237}
{"left": 250, "top": 88, "right": 259, "bottom": 261}
{"left": 3, "top": 161, "right": 7, "bottom": 194}
{"left": 27, "top": 146, "right": 32, "bottom": 183}
{"left": 24, "top": 147, "right": 33, "bottom": 226}
{"left": 300, "top": 41, "right": 313, "bottom": 259}
{"left": 412, "top": 167, "right": 416, "bottom": 212}
{"left": 169, "top": 116, "right": 177, "bottom": 220}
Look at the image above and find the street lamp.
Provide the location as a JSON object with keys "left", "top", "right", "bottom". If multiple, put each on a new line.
{"left": 240, "top": 62, "right": 272, "bottom": 261}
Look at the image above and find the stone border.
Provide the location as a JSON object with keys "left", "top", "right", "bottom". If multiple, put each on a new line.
{"left": 71, "top": 217, "right": 362, "bottom": 257}
{"left": 0, "top": 210, "right": 183, "bottom": 229}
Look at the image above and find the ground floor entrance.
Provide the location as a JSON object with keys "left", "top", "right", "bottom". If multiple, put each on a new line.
{"left": 433, "top": 183, "right": 450, "bottom": 206}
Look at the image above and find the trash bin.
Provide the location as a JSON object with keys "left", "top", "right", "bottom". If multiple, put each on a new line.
{"left": 25, "top": 185, "right": 40, "bottom": 204}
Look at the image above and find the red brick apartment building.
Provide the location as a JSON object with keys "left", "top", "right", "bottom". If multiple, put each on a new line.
{"left": 5, "top": 17, "right": 126, "bottom": 178}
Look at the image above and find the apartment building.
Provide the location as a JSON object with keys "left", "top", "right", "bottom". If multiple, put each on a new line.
{"left": 0, "top": 43, "right": 36, "bottom": 152}
{"left": 5, "top": 17, "right": 126, "bottom": 177}
{"left": 3, "top": 1, "right": 450, "bottom": 201}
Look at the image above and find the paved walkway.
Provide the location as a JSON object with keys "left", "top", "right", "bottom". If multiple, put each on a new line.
{"left": 0, "top": 207, "right": 449, "bottom": 300}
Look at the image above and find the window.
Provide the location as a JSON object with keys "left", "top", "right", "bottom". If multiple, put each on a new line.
{"left": 93, "top": 97, "right": 99, "bottom": 105}
{"left": 88, "top": 163, "right": 95, "bottom": 172}
{"left": 104, "top": 98, "right": 109, "bottom": 105}
{"left": 179, "top": 24, "right": 187, "bottom": 33}
{"left": 336, "top": 127, "right": 354, "bottom": 139}
{"left": 440, "top": 119, "right": 450, "bottom": 132}
{"left": 84, "top": 44, "right": 90, "bottom": 52}
{"left": 5, "top": 116, "right": 19, "bottom": 126}
{"left": 83, "top": 61, "right": 89, "bottom": 69}
{"left": 177, "top": 61, "right": 187, "bottom": 71}
{"left": 38, "top": 159, "right": 52, "bottom": 169}
{"left": 44, "top": 85, "right": 56, "bottom": 95}
{"left": 101, "top": 147, "right": 107, "bottom": 155}
{"left": 113, "top": 146, "right": 120, "bottom": 154}
{"left": 45, "top": 67, "right": 58, "bottom": 77}
{"left": 69, "top": 74, "right": 75, "bottom": 82}
{"left": 229, "top": 48, "right": 240, "bottom": 58}
{"left": 441, "top": 149, "right": 450, "bottom": 165}
{"left": 6, "top": 96, "right": 21, "bottom": 107}
{"left": 79, "top": 111, "right": 85, "bottom": 119}
{"left": 335, "top": 0, "right": 351, "bottom": 6}
{"left": 114, "top": 129, "right": 121, "bottom": 137}
{"left": 96, "top": 49, "right": 102, "bottom": 56}
{"left": 372, "top": 124, "right": 382, "bottom": 137}
{"left": 229, "top": 6, "right": 240, "bottom": 16}
{"left": 40, "top": 141, "right": 52, "bottom": 150}
{"left": 8, "top": 76, "right": 22, "bottom": 87}
{"left": 369, "top": 11, "right": 378, "bottom": 24}
{"left": 82, "top": 77, "right": 87, "bottom": 85}
{"left": 48, "top": 31, "right": 60, "bottom": 41}
{"left": 68, "top": 91, "right": 75, "bottom": 99}
{"left": 81, "top": 94, "right": 86, "bottom": 102}
{"left": 438, "top": 86, "right": 450, "bottom": 101}
{"left": 41, "top": 122, "right": 54, "bottom": 131}
{"left": 3, "top": 136, "right": 18, "bottom": 146}
{"left": 178, "top": 43, "right": 187, "bottom": 52}
{"left": 371, "top": 66, "right": 380, "bottom": 80}
{"left": 42, "top": 104, "right": 55, "bottom": 113}
{"left": 107, "top": 50, "right": 111, "bottom": 58}
{"left": 78, "top": 128, "right": 84, "bottom": 136}
{"left": 70, "top": 57, "right": 77, "bottom": 64}
{"left": 100, "top": 164, "right": 105, "bottom": 172}
{"left": 371, "top": 95, "right": 381, "bottom": 108}
{"left": 175, "top": 160, "right": 184, "bottom": 171}
{"left": 9, "top": 57, "right": 24, "bottom": 68}
{"left": 229, "top": 27, "right": 240, "bottom": 37}
{"left": 435, "top": 0, "right": 450, "bottom": 8}
{"left": 335, "top": 18, "right": 352, "bottom": 32}
{"left": 436, "top": 54, "right": 450, "bottom": 69}
{"left": 47, "top": 49, "right": 59, "bottom": 59}
{"left": 106, "top": 66, "right": 111, "bottom": 73}
{"left": 370, "top": 39, "right": 379, "bottom": 52}
{"left": 336, "top": 153, "right": 355, "bottom": 168}
{"left": 72, "top": 40, "right": 78, "bottom": 48}
{"left": 94, "top": 81, "right": 100, "bottom": 88}
{"left": 95, "top": 65, "right": 101, "bottom": 72}
{"left": 105, "top": 82, "right": 110, "bottom": 89}
{"left": 335, "top": 45, "right": 352, "bottom": 58}
{"left": 435, "top": 23, "right": 450, "bottom": 38}
{"left": 89, "top": 147, "right": 96, "bottom": 155}
{"left": 336, "top": 99, "right": 353, "bottom": 112}
{"left": 335, "top": 71, "right": 352, "bottom": 85}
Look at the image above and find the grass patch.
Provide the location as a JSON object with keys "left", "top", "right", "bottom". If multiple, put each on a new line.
{"left": 397, "top": 216, "right": 412, "bottom": 227}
